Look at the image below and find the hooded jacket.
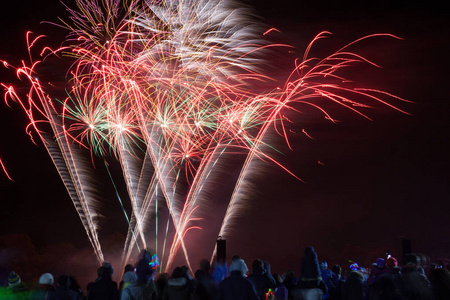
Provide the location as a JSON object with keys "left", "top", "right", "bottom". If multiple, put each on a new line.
{"left": 216, "top": 270, "right": 258, "bottom": 300}
{"left": 163, "top": 277, "right": 195, "bottom": 300}
{"left": 401, "top": 264, "right": 432, "bottom": 300}
{"left": 247, "top": 269, "right": 275, "bottom": 300}
{"left": 121, "top": 281, "right": 158, "bottom": 300}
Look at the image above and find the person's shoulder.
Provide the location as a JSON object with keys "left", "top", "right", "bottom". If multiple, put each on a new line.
{"left": 218, "top": 275, "right": 235, "bottom": 286}
{"left": 247, "top": 273, "right": 258, "bottom": 280}
{"left": 144, "top": 281, "right": 157, "bottom": 291}
{"left": 68, "top": 288, "right": 79, "bottom": 294}
{"left": 243, "top": 276, "right": 255, "bottom": 286}
{"left": 107, "top": 280, "right": 119, "bottom": 290}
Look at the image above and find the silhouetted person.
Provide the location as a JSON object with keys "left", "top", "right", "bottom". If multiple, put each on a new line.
{"left": 69, "top": 276, "right": 84, "bottom": 299}
{"left": 273, "top": 274, "right": 288, "bottom": 300}
{"left": 119, "top": 264, "right": 135, "bottom": 291}
{"left": 341, "top": 270, "right": 365, "bottom": 300}
{"left": 367, "top": 258, "right": 386, "bottom": 286}
{"left": 121, "top": 259, "right": 157, "bottom": 300}
{"left": 281, "top": 270, "right": 296, "bottom": 299}
{"left": 195, "top": 269, "right": 217, "bottom": 300}
{"left": 211, "top": 262, "right": 227, "bottom": 285}
{"left": 200, "top": 259, "right": 211, "bottom": 276}
{"left": 163, "top": 267, "right": 196, "bottom": 300}
{"left": 330, "top": 265, "right": 344, "bottom": 300}
{"left": 30, "top": 273, "right": 56, "bottom": 300}
{"left": 52, "top": 275, "right": 82, "bottom": 300}
{"left": 216, "top": 259, "right": 258, "bottom": 300}
{"left": 155, "top": 273, "right": 169, "bottom": 300}
{"left": 429, "top": 267, "right": 450, "bottom": 300}
{"left": 86, "top": 262, "right": 119, "bottom": 300}
{"left": 368, "top": 256, "right": 402, "bottom": 300}
{"left": 292, "top": 247, "right": 327, "bottom": 300}
{"left": 119, "top": 271, "right": 137, "bottom": 298}
{"left": 7, "top": 271, "right": 29, "bottom": 300}
{"left": 247, "top": 259, "right": 276, "bottom": 300}
{"left": 401, "top": 254, "right": 432, "bottom": 300}
{"left": 196, "top": 259, "right": 217, "bottom": 299}
{"left": 319, "top": 261, "right": 335, "bottom": 299}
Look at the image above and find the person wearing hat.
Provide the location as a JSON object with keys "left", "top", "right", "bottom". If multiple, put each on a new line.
{"left": 121, "top": 259, "right": 158, "bottom": 300}
{"left": 216, "top": 258, "right": 258, "bottom": 300}
{"left": 247, "top": 259, "right": 276, "bottom": 300}
{"left": 319, "top": 261, "right": 335, "bottom": 299}
{"left": 367, "top": 258, "right": 386, "bottom": 286}
{"left": 7, "top": 271, "right": 29, "bottom": 299}
{"left": 291, "top": 247, "right": 328, "bottom": 300}
{"left": 401, "top": 254, "right": 433, "bottom": 300}
{"left": 368, "top": 256, "right": 402, "bottom": 300}
{"left": 30, "top": 272, "right": 56, "bottom": 300}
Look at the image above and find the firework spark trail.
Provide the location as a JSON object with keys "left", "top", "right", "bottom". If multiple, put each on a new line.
{"left": 0, "top": 157, "right": 13, "bottom": 181}
{"left": 4, "top": 0, "right": 253, "bottom": 268}
{"left": 211, "top": 96, "right": 300, "bottom": 262}
{"left": 63, "top": 77, "right": 153, "bottom": 261}
{"left": 54, "top": 130, "right": 105, "bottom": 263}
{"left": 63, "top": 77, "right": 152, "bottom": 264}
{"left": 212, "top": 32, "right": 410, "bottom": 256}
{"left": 141, "top": 124, "right": 196, "bottom": 271}
{"left": 166, "top": 92, "right": 285, "bottom": 269}
{"left": 120, "top": 153, "right": 162, "bottom": 270}
{"left": 103, "top": 159, "right": 143, "bottom": 254}
{"left": 117, "top": 142, "right": 147, "bottom": 244}
{"left": 160, "top": 96, "right": 278, "bottom": 269}
{"left": 1, "top": 41, "right": 105, "bottom": 263}
{"left": 118, "top": 166, "right": 169, "bottom": 272}
{"left": 59, "top": 0, "right": 160, "bottom": 264}
{"left": 165, "top": 145, "right": 227, "bottom": 270}
{"left": 1, "top": 0, "right": 409, "bottom": 271}
{"left": 114, "top": 0, "right": 278, "bottom": 269}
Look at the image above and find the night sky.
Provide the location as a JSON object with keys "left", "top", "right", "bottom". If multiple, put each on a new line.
{"left": 1, "top": 0, "right": 449, "bottom": 289}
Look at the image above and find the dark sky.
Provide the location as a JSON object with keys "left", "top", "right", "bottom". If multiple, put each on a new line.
{"left": 1, "top": 0, "right": 449, "bottom": 287}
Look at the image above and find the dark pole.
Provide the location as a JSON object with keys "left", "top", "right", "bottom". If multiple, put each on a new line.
{"left": 402, "top": 238, "right": 412, "bottom": 265}
{"left": 217, "top": 237, "right": 226, "bottom": 264}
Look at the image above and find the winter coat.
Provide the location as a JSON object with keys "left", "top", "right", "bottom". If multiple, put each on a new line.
{"left": 274, "top": 282, "right": 288, "bottom": 300}
{"left": 320, "top": 269, "right": 335, "bottom": 299}
{"left": 281, "top": 271, "right": 297, "bottom": 298}
{"left": 6, "top": 283, "right": 30, "bottom": 300}
{"left": 216, "top": 270, "right": 258, "bottom": 300}
{"left": 30, "top": 284, "right": 56, "bottom": 300}
{"left": 297, "top": 246, "right": 327, "bottom": 298}
{"left": 401, "top": 264, "right": 433, "bottom": 300}
{"left": 368, "top": 267, "right": 402, "bottom": 300}
{"left": 329, "top": 275, "right": 344, "bottom": 300}
{"left": 87, "top": 277, "right": 120, "bottom": 300}
{"left": 163, "top": 277, "right": 196, "bottom": 300}
{"left": 290, "top": 288, "right": 323, "bottom": 300}
{"left": 368, "top": 264, "right": 386, "bottom": 285}
{"left": 49, "top": 286, "right": 82, "bottom": 300}
{"left": 195, "top": 275, "right": 218, "bottom": 300}
{"left": 429, "top": 268, "right": 450, "bottom": 300}
{"left": 296, "top": 278, "right": 328, "bottom": 296}
{"left": 247, "top": 269, "right": 276, "bottom": 300}
{"left": 121, "top": 281, "right": 158, "bottom": 300}
{"left": 341, "top": 271, "right": 366, "bottom": 300}
{"left": 300, "top": 247, "right": 321, "bottom": 280}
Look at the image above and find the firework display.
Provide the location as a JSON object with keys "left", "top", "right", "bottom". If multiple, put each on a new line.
{"left": 1, "top": 0, "right": 408, "bottom": 272}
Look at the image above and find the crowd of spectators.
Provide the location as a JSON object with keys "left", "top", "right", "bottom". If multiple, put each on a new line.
{"left": 2, "top": 247, "right": 450, "bottom": 300}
